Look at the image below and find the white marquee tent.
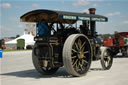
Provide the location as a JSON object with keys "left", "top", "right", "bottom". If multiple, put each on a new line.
{"left": 5, "top": 33, "right": 35, "bottom": 49}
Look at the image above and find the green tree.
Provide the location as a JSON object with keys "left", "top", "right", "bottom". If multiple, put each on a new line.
{"left": 16, "top": 35, "right": 20, "bottom": 38}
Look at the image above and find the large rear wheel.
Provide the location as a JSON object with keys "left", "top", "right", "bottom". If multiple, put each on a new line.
{"left": 63, "top": 34, "right": 92, "bottom": 77}
{"left": 32, "top": 44, "right": 59, "bottom": 75}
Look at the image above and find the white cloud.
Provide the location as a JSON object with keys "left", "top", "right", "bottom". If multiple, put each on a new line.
{"left": 61, "top": 0, "right": 65, "bottom": 4}
{"left": 0, "top": 26, "right": 11, "bottom": 33}
{"left": 121, "top": 21, "right": 128, "bottom": 24}
{"left": 32, "top": 3, "right": 40, "bottom": 8}
{"left": 0, "top": 3, "right": 11, "bottom": 8}
{"left": 72, "top": 0, "right": 90, "bottom": 6}
{"left": 93, "top": 4, "right": 97, "bottom": 7}
{"left": 107, "top": 3, "right": 111, "bottom": 6}
{"left": 18, "top": 24, "right": 24, "bottom": 28}
{"left": 9, "top": 17, "right": 17, "bottom": 21}
{"left": 53, "top": 9, "right": 60, "bottom": 11}
{"left": 82, "top": 8, "right": 89, "bottom": 13}
{"left": 15, "top": 5, "right": 21, "bottom": 8}
{"left": 105, "top": 12, "right": 120, "bottom": 17}
{"left": 0, "top": 25, "right": 24, "bottom": 38}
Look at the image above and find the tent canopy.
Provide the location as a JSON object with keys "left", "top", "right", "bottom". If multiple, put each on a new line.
{"left": 5, "top": 34, "right": 35, "bottom": 44}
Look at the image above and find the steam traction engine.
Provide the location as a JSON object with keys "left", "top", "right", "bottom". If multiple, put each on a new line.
{"left": 20, "top": 8, "right": 113, "bottom": 77}
{"left": 104, "top": 32, "right": 128, "bottom": 56}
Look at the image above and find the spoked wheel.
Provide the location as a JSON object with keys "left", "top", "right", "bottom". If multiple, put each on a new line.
{"left": 63, "top": 34, "right": 92, "bottom": 77}
{"left": 32, "top": 44, "right": 59, "bottom": 75}
{"left": 100, "top": 47, "right": 113, "bottom": 70}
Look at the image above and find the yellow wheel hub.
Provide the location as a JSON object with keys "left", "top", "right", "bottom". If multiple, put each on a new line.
{"left": 78, "top": 52, "right": 84, "bottom": 59}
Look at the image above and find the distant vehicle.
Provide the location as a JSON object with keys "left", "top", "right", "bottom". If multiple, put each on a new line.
{"left": 104, "top": 32, "right": 128, "bottom": 56}
{"left": 20, "top": 8, "right": 113, "bottom": 77}
{"left": 0, "top": 39, "right": 6, "bottom": 50}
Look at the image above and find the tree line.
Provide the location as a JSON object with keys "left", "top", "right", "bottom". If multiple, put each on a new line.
{"left": 98, "top": 34, "right": 114, "bottom": 39}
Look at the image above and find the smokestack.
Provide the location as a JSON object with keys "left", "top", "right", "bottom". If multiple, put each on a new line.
{"left": 88, "top": 8, "right": 96, "bottom": 14}
{"left": 88, "top": 8, "right": 96, "bottom": 37}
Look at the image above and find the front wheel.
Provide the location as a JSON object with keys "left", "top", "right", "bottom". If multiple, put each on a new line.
{"left": 63, "top": 34, "right": 92, "bottom": 77}
{"left": 100, "top": 47, "right": 113, "bottom": 70}
{"left": 32, "top": 44, "right": 59, "bottom": 75}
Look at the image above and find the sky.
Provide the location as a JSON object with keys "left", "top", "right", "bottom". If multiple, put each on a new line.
{"left": 0, "top": 0, "right": 128, "bottom": 38}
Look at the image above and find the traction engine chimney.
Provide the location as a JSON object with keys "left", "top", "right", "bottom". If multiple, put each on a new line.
{"left": 89, "top": 8, "right": 96, "bottom": 37}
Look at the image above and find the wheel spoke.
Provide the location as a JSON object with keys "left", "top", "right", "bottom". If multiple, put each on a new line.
{"left": 78, "top": 38, "right": 82, "bottom": 49}
{"left": 83, "top": 55, "right": 86, "bottom": 58}
{"left": 80, "top": 42, "right": 85, "bottom": 50}
{"left": 79, "top": 61, "right": 83, "bottom": 71}
{"left": 75, "top": 42, "right": 79, "bottom": 50}
{"left": 72, "top": 56, "right": 77, "bottom": 59}
{"left": 73, "top": 59, "right": 78, "bottom": 67}
{"left": 84, "top": 51, "right": 88, "bottom": 54}
{"left": 72, "top": 49, "right": 77, "bottom": 52}
{"left": 106, "top": 58, "right": 110, "bottom": 66}
{"left": 82, "top": 59, "right": 84, "bottom": 65}
{"left": 82, "top": 59, "right": 88, "bottom": 64}
{"left": 81, "top": 46, "right": 85, "bottom": 52}
{"left": 107, "top": 56, "right": 111, "bottom": 62}
{"left": 72, "top": 59, "right": 75, "bottom": 64}
{"left": 76, "top": 61, "right": 79, "bottom": 70}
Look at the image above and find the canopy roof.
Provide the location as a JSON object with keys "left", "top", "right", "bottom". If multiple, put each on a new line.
{"left": 20, "top": 9, "right": 108, "bottom": 24}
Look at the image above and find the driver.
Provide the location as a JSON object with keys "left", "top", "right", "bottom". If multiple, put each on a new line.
{"left": 37, "top": 20, "right": 49, "bottom": 36}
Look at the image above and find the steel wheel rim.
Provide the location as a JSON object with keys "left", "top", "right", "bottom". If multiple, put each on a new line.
{"left": 71, "top": 36, "right": 91, "bottom": 74}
